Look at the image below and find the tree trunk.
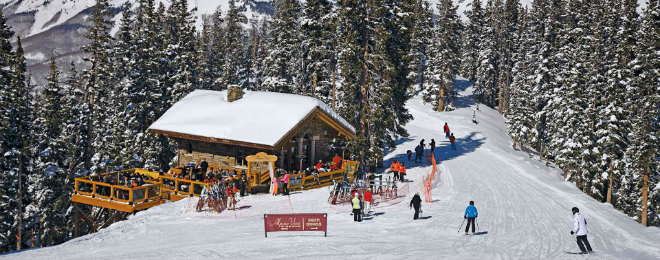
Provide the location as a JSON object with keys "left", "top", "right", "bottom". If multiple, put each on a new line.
{"left": 497, "top": 55, "right": 504, "bottom": 114}
{"left": 17, "top": 155, "right": 22, "bottom": 251}
{"left": 512, "top": 136, "right": 516, "bottom": 149}
{"left": 438, "top": 87, "right": 445, "bottom": 112}
{"left": 641, "top": 171, "right": 648, "bottom": 226}
{"left": 332, "top": 68, "right": 336, "bottom": 110}
{"left": 607, "top": 162, "right": 613, "bottom": 204}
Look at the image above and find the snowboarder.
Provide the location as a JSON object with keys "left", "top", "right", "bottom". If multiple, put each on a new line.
{"left": 390, "top": 160, "right": 401, "bottom": 181}
{"left": 444, "top": 123, "right": 451, "bottom": 139}
{"left": 352, "top": 193, "right": 362, "bottom": 222}
{"left": 472, "top": 110, "right": 478, "bottom": 124}
{"left": 399, "top": 162, "right": 406, "bottom": 182}
{"left": 464, "top": 201, "right": 478, "bottom": 235}
{"left": 450, "top": 133, "right": 457, "bottom": 150}
{"left": 571, "top": 207, "right": 593, "bottom": 254}
{"left": 430, "top": 139, "right": 436, "bottom": 154}
{"left": 410, "top": 192, "right": 422, "bottom": 220}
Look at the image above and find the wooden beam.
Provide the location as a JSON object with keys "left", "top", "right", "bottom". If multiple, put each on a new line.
{"left": 150, "top": 129, "right": 275, "bottom": 150}
{"left": 73, "top": 203, "right": 98, "bottom": 233}
{"left": 100, "top": 211, "right": 122, "bottom": 229}
{"left": 71, "top": 194, "right": 135, "bottom": 212}
{"left": 74, "top": 204, "right": 79, "bottom": 238}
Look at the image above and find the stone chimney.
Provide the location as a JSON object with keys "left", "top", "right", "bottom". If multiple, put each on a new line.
{"left": 227, "top": 85, "right": 243, "bottom": 102}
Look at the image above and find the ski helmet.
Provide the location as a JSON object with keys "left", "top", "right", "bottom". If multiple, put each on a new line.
{"left": 469, "top": 201, "right": 474, "bottom": 205}
{"left": 572, "top": 207, "right": 579, "bottom": 213}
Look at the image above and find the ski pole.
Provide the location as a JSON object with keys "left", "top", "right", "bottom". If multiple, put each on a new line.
{"left": 476, "top": 218, "right": 480, "bottom": 233}
{"left": 457, "top": 218, "right": 466, "bottom": 233}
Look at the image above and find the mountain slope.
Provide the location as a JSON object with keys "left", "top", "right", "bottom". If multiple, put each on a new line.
{"left": 5, "top": 79, "right": 660, "bottom": 260}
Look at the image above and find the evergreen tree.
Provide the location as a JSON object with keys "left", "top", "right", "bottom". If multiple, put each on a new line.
{"left": 219, "top": 0, "right": 249, "bottom": 88}
{"left": 405, "top": 0, "right": 433, "bottom": 93}
{"left": 262, "top": 0, "right": 302, "bottom": 93}
{"left": 81, "top": 0, "right": 116, "bottom": 173}
{"left": 461, "top": 0, "right": 484, "bottom": 82}
{"left": 300, "top": 0, "right": 336, "bottom": 102}
{"left": 423, "top": 0, "right": 462, "bottom": 112}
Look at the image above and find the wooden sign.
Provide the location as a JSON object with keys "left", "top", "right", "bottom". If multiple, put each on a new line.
{"left": 246, "top": 152, "right": 278, "bottom": 162}
{"left": 264, "top": 213, "right": 327, "bottom": 237}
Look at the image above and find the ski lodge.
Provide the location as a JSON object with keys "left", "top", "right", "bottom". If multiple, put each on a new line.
{"left": 69, "top": 87, "right": 358, "bottom": 237}
{"left": 148, "top": 87, "right": 356, "bottom": 172}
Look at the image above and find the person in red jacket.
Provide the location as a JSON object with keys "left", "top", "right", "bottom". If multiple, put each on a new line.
{"left": 399, "top": 163, "right": 407, "bottom": 182}
{"left": 450, "top": 133, "right": 457, "bottom": 150}
{"left": 333, "top": 154, "right": 342, "bottom": 169}
{"left": 364, "top": 189, "right": 373, "bottom": 213}
{"left": 390, "top": 160, "right": 401, "bottom": 180}
{"left": 316, "top": 160, "right": 324, "bottom": 172}
{"left": 444, "top": 122, "right": 450, "bottom": 139}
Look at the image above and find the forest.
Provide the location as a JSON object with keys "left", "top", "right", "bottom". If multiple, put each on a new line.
{"left": 0, "top": 0, "right": 658, "bottom": 252}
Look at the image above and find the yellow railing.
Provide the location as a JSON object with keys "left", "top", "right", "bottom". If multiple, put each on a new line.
{"left": 74, "top": 178, "right": 162, "bottom": 203}
{"left": 159, "top": 175, "right": 210, "bottom": 197}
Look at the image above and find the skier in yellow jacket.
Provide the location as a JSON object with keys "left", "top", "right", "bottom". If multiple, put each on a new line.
{"left": 352, "top": 193, "right": 362, "bottom": 222}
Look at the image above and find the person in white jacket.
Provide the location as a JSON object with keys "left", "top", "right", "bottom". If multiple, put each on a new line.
{"left": 571, "top": 207, "right": 593, "bottom": 254}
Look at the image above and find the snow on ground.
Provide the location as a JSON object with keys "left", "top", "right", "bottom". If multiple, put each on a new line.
{"left": 5, "top": 80, "right": 660, "bottom": 260}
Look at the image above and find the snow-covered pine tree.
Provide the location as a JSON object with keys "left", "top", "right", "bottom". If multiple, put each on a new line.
{"left": 591, "top": 0, "right": 628, "bottom": 200}
{"left": 405, "top": 0, "right": 433, "bottom": 93}
{"left": 507, "top": 7, "right": 535, "bottom": 152}
{"left": 382, "top": 0, "right": 414, "bottom": 135}
{"left": 461, "top": 0, "right": 484, "bottom": 83}
{"left": 81, "top": 0, "right": 116, "bottom": 173}
{"left": 262, "top": 0, "right": 302, "bottom": 93}
{"left": 336, "top": 0, "right": 399, "bottom": 168}
{"left": 473, "top": 0, "right": 499, "bottom": 108}
{"left": 300, "top": 0, "right": 336, "bottom": 103}
{"left": 0, "top": 9, "right": 16, "bottom": 250}
{"left": 165, "top": 0, "right": 198, "bottom": 104}
{"left": 423, "top": 0, "right": 461, "bottom": 112}
{"left": 1, "top": 36, "right": 34, "bottom": 251}
{"left": 25, "top": 55, "right": 67, "bottom": 246}
{"left": 218, "top": 0, "right": 249, "bottom": 88}
{"left": 501, "top": 0, "right": 521, "bottom": 115}
{"left": 620, "top": 0, "right": 660, "bottom": 226}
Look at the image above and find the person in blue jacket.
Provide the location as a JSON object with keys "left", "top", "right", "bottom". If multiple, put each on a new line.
{"left": 464, "top": 201, "right": 478, "bottom": 235}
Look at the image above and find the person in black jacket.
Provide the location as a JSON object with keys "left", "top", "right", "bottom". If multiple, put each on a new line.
{"left": 430, "top": 139, "right": 436, "bottom": 154}
{"left": 239, "top": 174, "right": 247, "bottom": 196}
{"left": 200, "top": 160, "right": 209, "bottom": 181}
{"left": 410, "top": 193, "right": 422, "bottom": 220}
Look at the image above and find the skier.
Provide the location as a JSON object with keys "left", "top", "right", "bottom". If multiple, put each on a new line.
{"left": 464, "top": 201, "right": 478, "bottom": 235}
{"left": 571, "top": 207, "right": 593, "bottom": 254}
{"left": 444, "top": 123, "right": 451, "bottom": 139}
{"left": 472, "top": 110, "right": 478, "bottom": 124}
{"left": 390, "top": 160, "right": 401, "bottom": 181}
{"left": 407, "top": 150, "right": 413, "bottom": 161}
{"left": 410, "top": 192, "right": 422, "bottom": 220}
{"left": 352, "top": 193, "right": 362, "bottom": 222}
{"left": 399, "top": 162, "right": 406, "bottom": 182}
{"left": 430, "top": 139, "right": 436, "bottom": 154}
{"left": 420, "top": 139, "right": 425, "bottom": 149}
{"left": 450, "top": 133, "right": 457, "bottom": 150}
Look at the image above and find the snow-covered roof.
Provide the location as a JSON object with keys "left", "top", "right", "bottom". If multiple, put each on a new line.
{"left": 148, "top": 90, "right": 355, "bottom": 147}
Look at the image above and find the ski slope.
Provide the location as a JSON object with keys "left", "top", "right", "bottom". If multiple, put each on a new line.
{"left": 5, "top": 81, "right": 660, "bottom": 260}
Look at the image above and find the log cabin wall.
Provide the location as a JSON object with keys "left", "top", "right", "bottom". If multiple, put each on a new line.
{"left": 176, "top": 138, "right": 271, "bottom": 168}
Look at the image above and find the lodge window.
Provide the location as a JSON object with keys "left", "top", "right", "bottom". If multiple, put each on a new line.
{"left": 187, "top": 142, "right": 192, "bottom": 154}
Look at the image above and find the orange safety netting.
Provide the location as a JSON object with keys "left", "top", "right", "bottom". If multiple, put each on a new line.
{"left": 423, "top": 152, "right": 438, "bottom": 203}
